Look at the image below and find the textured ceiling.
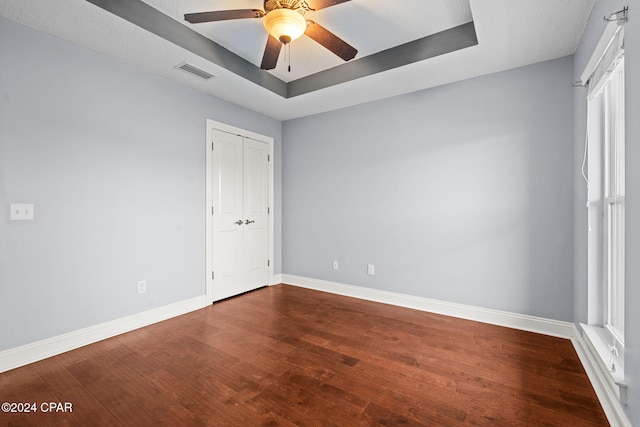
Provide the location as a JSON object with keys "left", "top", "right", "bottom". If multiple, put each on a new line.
{"left": 0, "top": 0, "right": 595, "bottom": 120}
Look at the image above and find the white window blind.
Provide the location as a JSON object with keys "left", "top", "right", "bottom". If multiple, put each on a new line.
{"left": 587, "top": 27, "right": 624, "bottom": 99}
{"left": 580, "top": 8, "right": 626, "bottom": 99}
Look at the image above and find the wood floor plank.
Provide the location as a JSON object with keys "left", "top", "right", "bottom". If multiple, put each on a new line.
{"left": 3, "top": 364, "right": 78, "bottom": 426}
{"left": 0, "top": 388, "right": 38, "bottom": 426}
{"left": 60, "top": 385, "right": 122, "bottom": 427}
{"left": 32, "top": 359, "right": 82, "bottom": 395}
{"left": 0, "top": 284, "right": 609, "bottom": 426}
{"left": 65, "top": 359, "right": 168, "bottom": 427}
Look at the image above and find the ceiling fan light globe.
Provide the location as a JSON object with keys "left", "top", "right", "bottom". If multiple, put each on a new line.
{"left": 263, "top": 8, "right": 306, "bottom": 44}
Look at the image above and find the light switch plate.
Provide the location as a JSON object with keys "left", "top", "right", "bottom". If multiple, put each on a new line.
{"left": 10, "top": 203, "right": 34, "bottom": 221}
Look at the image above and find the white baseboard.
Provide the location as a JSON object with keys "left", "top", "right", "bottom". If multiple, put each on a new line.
{"left": 571, "top": 328, "right": 631, "bottom": 427}
{"left": 0, "top": 294, "right": 208, "bottom": 373}
{"left": 281, "top": 274, "right": 630, "bottom": 427}
{"left": 271, "top": 273, "right": 283, "bottom": 286}
{"left": 281, "top": 274, "right": 575, "bottom": 338}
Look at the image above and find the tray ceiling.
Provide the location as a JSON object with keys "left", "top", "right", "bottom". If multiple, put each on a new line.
{"left": 0, "top": 0, "right": 595, "bottom": 120}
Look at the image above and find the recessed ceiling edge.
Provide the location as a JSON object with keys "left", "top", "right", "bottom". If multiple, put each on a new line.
{"left": 287, "top": 21, "right": 478, "bottom": 98}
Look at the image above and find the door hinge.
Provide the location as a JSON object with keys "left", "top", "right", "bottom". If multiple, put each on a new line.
{"left": 212, "top": 142, "right": 214, "bottom": 151}
{"left": 212, "top": 271, "right": 215, "bottom": 280}
{"left": 268, "top": 207, "right": 270, "bottom": 214}
{"left": 211, "top": 206, "right": 214, "bottom": 215}
{"left": 268, "top": 154, "right": 270, "bottom": 162}
{"left": 267, "top": 259, "right": 270, "bottom": 267}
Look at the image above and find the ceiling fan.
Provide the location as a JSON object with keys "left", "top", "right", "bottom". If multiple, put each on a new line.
{"left": 184, "top": 0, "right": 358, "bottom": 70}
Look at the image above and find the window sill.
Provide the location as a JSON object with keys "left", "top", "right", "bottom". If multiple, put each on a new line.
{"left": 580, "top": 323, "right": 627, "bottom": 404}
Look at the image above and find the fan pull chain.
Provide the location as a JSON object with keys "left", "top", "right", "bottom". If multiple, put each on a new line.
{"left": 287, "top": 43, "right": 291, "bottom": 72}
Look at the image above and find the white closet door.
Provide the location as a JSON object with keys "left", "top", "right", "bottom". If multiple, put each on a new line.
{"left": 211, "top": 129, "right": 269, "bottom": 301}
{"left": 243, "top": 138, "right": 270, "bottom": 288}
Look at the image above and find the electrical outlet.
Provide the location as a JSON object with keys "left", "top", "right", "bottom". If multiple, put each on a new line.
{"left": 333, "top": 260, "right": 339, "bottom": 270}
{"left": 137, "top": 280, "right": 147, "bottom": 294}
{"left": 367, "top": 264, "right": 375, "bottom": 275}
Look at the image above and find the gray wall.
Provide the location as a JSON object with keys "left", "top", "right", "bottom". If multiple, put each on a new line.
{"left": 0, "top": 17, "right": 282, "bottom": 351}
{"left": 573, "top": 2, "right": 639, "bottom": 424}
{"left": 282, "top": 56, "right": 575, "bottom": 321}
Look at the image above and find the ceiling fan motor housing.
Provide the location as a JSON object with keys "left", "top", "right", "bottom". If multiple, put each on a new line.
{"left": 264, "top": 0, "right": 313, "bottom": 13}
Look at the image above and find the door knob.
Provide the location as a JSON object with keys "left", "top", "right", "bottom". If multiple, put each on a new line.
{"left": 234, "top": 220, "right": 243, "bottom": 225}
{"left": 245, "top": 219, "right": 255, "bottom": 225}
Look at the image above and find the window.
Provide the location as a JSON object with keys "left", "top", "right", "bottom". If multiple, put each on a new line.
{"left": 581, "top": 17, "right": 626, "bottom": 399}
{"left": 603, "top": 59, "right": 625, "bottom": 348}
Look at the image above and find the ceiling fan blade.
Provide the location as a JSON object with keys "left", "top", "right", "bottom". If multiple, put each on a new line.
{"left": 307, "top": 0, "right": 352, "bottom": 10}
{"left": 184, "top": 9, "right": 264, "bottom": 24}
{"left": 305, "top": 21, "right": 357, "bottom": 62}
{"left": 261, "top": 36, "right": 282, "bottom": 70}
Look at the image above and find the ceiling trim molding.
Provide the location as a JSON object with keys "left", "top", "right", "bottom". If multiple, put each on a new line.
{"left": 85, "top": 0, "right": 288, "bottom": 97}
{"left": 287, "top": 21, "right": 478, "bottom": 97}
{"left": 85, "top": 0, "right": 477, "bottom": 99}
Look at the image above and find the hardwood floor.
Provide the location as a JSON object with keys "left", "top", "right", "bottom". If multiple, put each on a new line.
{"left": 1, "top": 284, "right": 608, "bottom": 426}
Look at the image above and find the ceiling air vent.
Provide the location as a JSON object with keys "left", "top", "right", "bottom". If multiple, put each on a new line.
{"left": 175, "top": 62, "right": 215, "bottom": 80}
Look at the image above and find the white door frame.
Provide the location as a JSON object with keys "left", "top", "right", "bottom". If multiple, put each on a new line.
{"left": 205, "top": 119, "right": 275, "bottom": 305}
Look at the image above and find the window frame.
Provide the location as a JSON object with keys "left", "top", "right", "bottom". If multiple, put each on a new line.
{"left": 602, "top": 57, "right": 625, "bottom": 349}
